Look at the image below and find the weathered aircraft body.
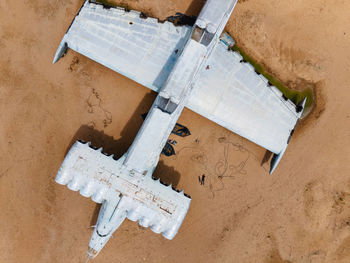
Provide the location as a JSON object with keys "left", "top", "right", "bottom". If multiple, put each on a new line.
{"left": 53, "top": 0, "right": 306, "bottom": 258}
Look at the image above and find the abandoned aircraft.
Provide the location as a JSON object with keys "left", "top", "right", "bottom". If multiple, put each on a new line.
{"left": 53, "top": 0, "right": 306, "bottom": 259}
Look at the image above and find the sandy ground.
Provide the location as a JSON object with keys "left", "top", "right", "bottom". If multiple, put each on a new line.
{"left": 1, "top": 0, "right": 350, "bottom": 262}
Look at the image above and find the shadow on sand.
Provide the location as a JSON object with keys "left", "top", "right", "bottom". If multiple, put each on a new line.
{"left": 261, "top": 150, "right": 273, "bottom": 166}
{"left": 63, "top": 92, "right": 181, "bottom": 226}
{"left": 185, "top": 0, "right": 206, "bottom": 16}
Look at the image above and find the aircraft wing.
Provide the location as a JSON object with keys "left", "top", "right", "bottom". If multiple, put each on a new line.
{"left": 53, "top": 0, "right": 191, "bottom": 92}
{"left": 187, "top": 36, "right": 303, "bottom": 155}
{"left": 56, "top": 141, "right": 191, "bottom": 239}
{"left": 55, "top": 141, "right": 115, "bottom": 203}
{"left": 54, "top": 1, "right": 304, "bottom": 166}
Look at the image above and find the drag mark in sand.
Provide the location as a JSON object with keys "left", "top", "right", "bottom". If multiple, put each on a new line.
{"left": 86, "top": 88, "right": 112, "bottom": 128}
{"left": 175, "top": 136, "right": 268, "bottom": 199}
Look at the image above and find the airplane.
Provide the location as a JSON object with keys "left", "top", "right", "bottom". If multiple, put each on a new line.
{"left": 53, "top": 0, "right": 306, "bottom": 259}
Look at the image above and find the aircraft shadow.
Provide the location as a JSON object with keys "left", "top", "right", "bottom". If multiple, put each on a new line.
{"left": 64, "top": 92, "right": 181, "bottom": 226}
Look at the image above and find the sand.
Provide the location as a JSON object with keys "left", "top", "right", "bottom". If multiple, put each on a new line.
{"left": 0, "top": 0, "right": 350, "bottom": 262}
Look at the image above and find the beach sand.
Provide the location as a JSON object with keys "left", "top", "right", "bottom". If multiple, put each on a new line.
{"left": 0, "top": 0, "right": 350, "bottom": 262}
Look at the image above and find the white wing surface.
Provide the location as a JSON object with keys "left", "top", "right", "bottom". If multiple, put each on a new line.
{"left": 54, "top": 1, "right": 192, "bottom": 92}
{"left": 187, "top": 37, "right": 303, "bottom": 154}
{"left": 53, "top": 1, "right": 303, "bottom": 156}
{"left": 56, "top": 141, "right": 191, "bottom": 239}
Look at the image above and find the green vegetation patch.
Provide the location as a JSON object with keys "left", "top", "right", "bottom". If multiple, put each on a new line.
{"left": 231, "top": 45, "right": 313, "bottom": 110}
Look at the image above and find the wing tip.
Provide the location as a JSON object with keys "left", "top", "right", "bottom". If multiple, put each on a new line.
{"left": 269, "top": 145, "right": 288, "bottom": 174}
{"left": 296, "top": 97, "right": 307, "bottom": 118}
{"left": 53, "top": 40, "right": 68, "bottom": 64}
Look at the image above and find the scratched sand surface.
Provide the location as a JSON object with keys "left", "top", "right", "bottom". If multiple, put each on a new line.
{"left": 1, "top": 0, "right": 350, "bottom": 262}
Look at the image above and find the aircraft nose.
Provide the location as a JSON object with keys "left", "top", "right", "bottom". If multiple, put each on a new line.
{"left": 87, "top": 246, "right": 99, "bottom": 259}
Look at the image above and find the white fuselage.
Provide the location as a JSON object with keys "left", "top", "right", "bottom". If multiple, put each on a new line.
{"left": 123, "top": 0, "right": 237, "bottom": 175}
{"left": 54, "top": 0, "right": 238, "bottom": 259}
{"left": 87, "top": 0, "right": 237, "bottom": 258}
